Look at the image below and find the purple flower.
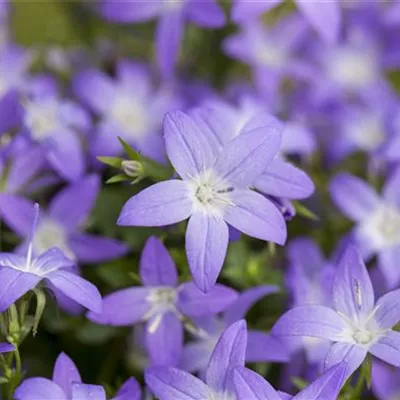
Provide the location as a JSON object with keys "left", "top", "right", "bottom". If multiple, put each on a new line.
{"left": 371, "top": 360, "right": 400, "bottom": 400}
{"left": 22, "top": 76, "right": 90, "bottom": 182}
{"left": 88, "top": 236, "right": 237, "bottom": 367}
{"left": 330, "top": 170, "right": 400, "bottom": 289}
{"left": 117, "top": 109, "right": 287, "bottom": 291}
{"left": 273, "top": 245, "right": 400, "bottom": 379}
{"left": 73, "top": 61, "right": 180, "bottom": 163}
{"left": 233, "top": 361, "right": 347, "bottom": 400}
{"left": 0, "top": 174, "right": 127, "bottom": 264}
{"left": 145, "top": 319, "right": 247, "bottom": 400}
{"left": 180, "top": 285, "right": 289, "bottom": 374}
{"left": 0, "top": 203, "right": 102, "bottom": 313}
{"left": 98, "top": 1, "right": 225, "bottom": 79}
{"left": 0, "top": 342, "right": 14, "bottom": 353}
{"left": 231, "top": 0, "right": 341, "bottom": 43}
{"left": 14, "top": 352, "right": 141, "bottom": 400}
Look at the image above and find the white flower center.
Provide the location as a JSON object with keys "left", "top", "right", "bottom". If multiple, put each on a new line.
{"left": 327, "top": 47, "right": 377, "bottom": 90}
{"left": 253, "top": 40, "right": 287, "bottom": 68}
{"left": 109, "top": 91, "right": 150, "bottom": 139}
{"left": 33, "top": 219, "right": 74, "bottom": 260}
{"left": 352, "top": 329, "right": 374, "bottom": 345}
{"left": 24, "top": 100, "right": 60, "bottom": 141}
{"left": 187, "top": 170, "right": 234, "bottom": 216}
{"left": 346, "top": 114, "right": 385, "bottom": 151}
{"left": 207, "top": 389, "right": 236, "bottom": 400}
{"left": 360, "top": 204, "right": 400, "bottom": 250}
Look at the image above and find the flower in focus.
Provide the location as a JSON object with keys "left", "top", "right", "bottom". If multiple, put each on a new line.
{"left": 88, "top": 236, "right": 238, "bottom": 367}
{"left": 117, "top": 109, "right": 287, "bottom": 291}
{"left": 14, "top": 352, "right": 141, "bottom": 400}
{"left": 273, "top": 245, "right": 400, "bottom": 379}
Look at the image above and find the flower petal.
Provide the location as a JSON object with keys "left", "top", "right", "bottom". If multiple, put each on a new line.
{"left": 185, "top": 0, "right": 225, "bottom": 27}
{"left": 206, "top": 320, "right": 247, "bottom": 393}
{"left": 224, "top": 189, "right": 286, "bottom": 244}
{"left": 0, "top": 342, "right": 14, "bottom": 353}
{"left": 164, "top": 110, "right": 216, "bottom": 179}
{"left": 0, "top": 267, "right": 41, "bottom": 312}
{"left": 112, "top": 377, "right": 141, "bottom": 400}
{"left": 231, "top": 0, "right": 281, "bottom": 24}
{"left": 46, "top": 269, "right": 102, "bottom": 313}
{"left": 0, "top": 194, "right": 35, "bottom": 236}
{"left": 272, "top": 305, "right": 346, "bottom": 341}
{"left": 48, "top": 174, "right": 100, "bottom": 232}
{"left": 146, "top": 312, "right": 183, "bottom": 367}
{"left": 145, "top": 367, "right": 209, "bottom": 400}
{"left": 246, "top": 331, "right": 289, "bottom": 363}
{"left": 186, "top": 213, "right": 229, "bottom": 292}
{"left": 370, "top": 331, "right": 400, "bottom": 367}
{"left": 214, "top": 123, "right": 282, "bottom": 187}
{"left": 53, "top": 352, "right": 81, "bottom": 398}
{"left": 178, "top": 282, "right": 237, "bottom": 317}
{"left": 87, "top": 287, "right": 150, "bottom": 326}
{"left": 32, "top": 248, "right": 74, "bottom": 274}
{"left": 140, "top": 236, "right": 177, "bottom": 286}
{"left": 14, "top": 378, "right": 67, "bottom": 400}
{"left": 255, "top": 159, "right": 315, "bottom": 200}
{"left": 71, "top": 383, "right": 106, "bottom": 400}
{"left": 332, "top": 245, "right": 375, "bottom": 320}
{"left": 118, "top": 180, "right": 192, "bottom": 227}
{"left": 329, "top": 173, "right": 379, "bottom": 222}
{"left": 374, "top": 288, "right": 400, "bottom": 329}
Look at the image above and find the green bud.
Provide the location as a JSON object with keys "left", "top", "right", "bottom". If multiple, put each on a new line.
{"left": 121, "top": 160, "right": 144, "bottom": 178}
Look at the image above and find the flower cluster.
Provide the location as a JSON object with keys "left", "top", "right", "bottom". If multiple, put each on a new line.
{"left": 0, "top": 1, "right": 399, "bottom": 399}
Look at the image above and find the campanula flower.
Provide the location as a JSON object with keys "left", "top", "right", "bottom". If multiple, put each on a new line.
{"left": 117, "top": 108, "right": 286, "bottom": 291}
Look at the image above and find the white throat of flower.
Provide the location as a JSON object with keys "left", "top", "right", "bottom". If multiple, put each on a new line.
{"left": 24, "top": 99, "right": 61, "bottom": 141}
{"left": 108, "top": 90, "right": 150, "bottom": 139}
{"left": 33, "top": 218, "right": 74, "bottom": 261}
{"left": 327, "top": 46, "right": 377, "bottom": 90}
{"left": 187, "top": 169, "right": 234, "bottom": 217}
{"left": 253, "top": 39, "right": 287, "bottom": 68}
{"left": 360, "top": 203, "right": 400, "bottom": 250}
{"left": 346, "top": 114, "right": 385, "bottom": 151}
{"left": 206, "top": 389, "right": 236, "bottom": 400}
{"left": 145, "top": 287, "right": 180, "bottom": 333}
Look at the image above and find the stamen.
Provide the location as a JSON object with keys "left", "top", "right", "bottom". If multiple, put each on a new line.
{"left": 26, "top": 203, "right": 40, "bottom": 268}
{"left": 353, "top": 279, "right": 362, "bottom": 310}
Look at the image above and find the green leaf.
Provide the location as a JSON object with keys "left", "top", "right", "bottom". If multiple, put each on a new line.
{"left": 106, "top": 174, "right": 129, "bottom": 184}
{"left": 293, "top": 201, "right": 319, "bottom": 221}
{"left": 118, "top": 137, "right": 140, "bottom": 161}
{"left": 97, "top": 156, "right": 123, "bottom": 169}
{"left": 140, "top": 156, "right": 173, "bottom": 181}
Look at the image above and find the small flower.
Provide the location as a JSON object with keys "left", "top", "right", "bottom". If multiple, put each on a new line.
{"left": 117, "top": 109, "right": 287, "bottom": 291}
{"left": 88, "top": 236, "right": 237, "bottom": 367}
{"left": 273, "top": 245, "right": 400, "bottom": 379}
{"left": 14, "top": 352, "right": 141, "bottom": 400}
{"left": 145, "top": 320, "right": 247, "bottom": 400}
{"left": 0, "top": 203, "right": 102, "bottom": 313}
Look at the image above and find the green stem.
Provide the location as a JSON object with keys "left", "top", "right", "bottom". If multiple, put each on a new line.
{"left": 350, "top": 363, "right": 366, "bottom": 400}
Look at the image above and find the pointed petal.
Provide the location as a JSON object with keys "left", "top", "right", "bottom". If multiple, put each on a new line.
{"left": 324, "top": 342, "right": 366, "bottom": 379}
{"left": 329, "top": 174, "right": 379, "bottom": 222}
{"left": 180, "top": 340, "right": 212, "bottom": 372}
{"left": 156, "top": 10, "right": 184, "bottom": 80}
{"left": 224, "top": 285, "right": 279, "bottom": 325}
{"left": 113, "top": 377, "right": 141, "bottom": 400}
{"left": 272, "top": 305, "right": 346, "bottom": 341}
{"left": 71, "top": 383, "right": 106, "bottom": 400}
{"left": 206, "top": 320, "right": 247, "bottom": 392}
{"left": 370, "top": 331, "right": 400, "bottom": 367}
{"left": 214, "top": 124, "right": 282, "bottom": 187}
{"left": 378, "top": 246, "right": 400, "bottom": 290}
{"left": 68, "top": 234, "right": 128, "bottom": 264}
{"left": 118, "top": 180, "right": 192, "bottom": 227}
{"left": 32, "top": 248, "right": 74, "bottom": 274}
{"left": 246, "top": 331, "right": 289, "bottom": 363}
{"left": 186, "top": 213, "right": 229, "bottom": 292}
{"left": 0, "top": 194, "right": 35, "bottom": 236}
{"left": 14, "top": 378, "right": 67, "bottom": 400}
{"left": 295, "top": 362, "right": 347, "bottom": 400}
{"left": 224, "top": 189, "right": 286, "bottom": 244}
{"left": 255, "top": 159, "right": 315, "bottom": 200}
{"left": 0, "top": 343, "right": 14, "bottom": 353}
{"left": 87, "top": 287, "right": 150, "bottom": 326}
{"left": 178, "top": 282, "right": 237, "bottom": 317}
{"left": 332, "top": 245, "right": 375, "bottom": 320}
{"left": 49, "top": 175, "right": 100, "bottom": 231}
{"left": 0, "top": 267, "right": 41, "bottom": 312}
{"left": 296, "top": 0, "right": 340, "bottom": 43}
{"left": 382, "top": 167, "right": 400, "bottom": 206}
{"left": 233, "top": 367, "right": 281, "bottom": 400}
{"left": 146, "top": 312, "right": 183, "bottom": 367}
{"left": 0, "top": 253, "right": 26, "bottom": 269}
{"left": 46, "top": 270, "right": 102, "bottom": 313}
{"left": 185, "top": 0, "right": 225, "bottom": 27}
{"left": 53, "top": 352, "right": 81, "bottom": 398}
{"left": 374, "top": 289, "right": 400, "bottom": 329}
{"left": 164, "top": 110, "right": 216, "bottom": 179}
{"left": 145, "top": 367, "right": 209, "bottom": 400}
{"left": 140, "top": 236, "right": 177, "bottom": 286}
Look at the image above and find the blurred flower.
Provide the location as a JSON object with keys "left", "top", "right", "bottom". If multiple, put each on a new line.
{"left": 372, "top": 360, "right": 400, "bottom": 400}
{"left": 145, "top": 320, "right": 246, "bottom": 400}
{"left": 98, "top": 0, "right": 225, "bottom": 79}
{"left": 273, "top": 246, "right": 400, "bottom": 379}
{"left": 88, "top": 236, "right": 237, "bottom": 367}
{"left": 0, "top": 203, "right": 102, "bottom": 313}
{"left": 14, "top": 352, "right": 141, "bottom": 400}
{"left": 117, "top": 109, "right": 287, "bottom": 291}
